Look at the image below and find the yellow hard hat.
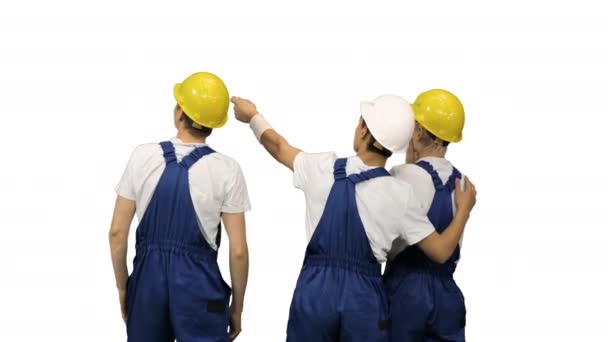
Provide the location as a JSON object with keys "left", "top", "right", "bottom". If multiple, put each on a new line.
{"left": 412, "top": 89, "right": 465, "bottom": 143}
{"left": 173, "top": 72, "right": 229, "bottom": 129}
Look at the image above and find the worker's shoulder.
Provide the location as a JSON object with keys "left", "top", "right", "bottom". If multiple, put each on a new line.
{"left": 379, "top": 174, "right": 416, "bottom": 192}
{"left": 299, "top": 151, "right": 338, "bottom": 163}
{"left": 295, "top": 151, "right": 338, "bottom": 171}
{"left": 418, "top": 157, "right": 461, "bottom": 174}
{"left": 307, "top": 151, "right": 338, "bottom": 158}
{"left": 365, "top": 171, "right": 414, "bottom": 195}
{"left": 365, "top": 175, "right": 417, "bottom": 208}
{"left": 200, "top": 149, "right": 245, "bottom": 172}
{"left": 206, "top": 150, "right": 239, "bottom": 164}
{"left": 128, "top": 142, "right": 163, "bottom": 159}
{"left": 390, "top": 163, "right": 432, "bottom": 182}
{"left": 442, "top": 158, "right": 462, "bottom": 174}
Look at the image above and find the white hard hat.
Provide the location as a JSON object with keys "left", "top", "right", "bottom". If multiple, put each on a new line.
{"left": 360, "top": 94, "right": 415, "bottom": 153}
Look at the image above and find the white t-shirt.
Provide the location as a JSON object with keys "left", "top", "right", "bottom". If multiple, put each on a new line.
{"left": 293, "top": 152, "right": 435, "bottom": 263}
{"left": 389, "top": 156, "right": 464, "bottom": 261}
{"left": 115, "top": 137, "right": 251, "bottom": 250}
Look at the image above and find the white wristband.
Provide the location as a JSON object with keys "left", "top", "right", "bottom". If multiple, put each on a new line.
{"left": 249, "top": 113, "right": 272, "bottom": 142}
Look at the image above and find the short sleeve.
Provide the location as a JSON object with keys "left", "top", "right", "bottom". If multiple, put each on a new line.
{"left": 293, "top": 151, "right": 337, "bottom": 190}
{"left": 388, "top": 165, "right": 400, "bottom": 177}
{"left": 400, "top": 186, "right": 435, "bottom": 245}
{"left": 391, "top": 164, "right": 435, "bottom": 214}
{"left": 221, "top": 161, "right": 252, "bottom": 213}
{"left": 114, "top": 149, "right": 137, "bottom": 200}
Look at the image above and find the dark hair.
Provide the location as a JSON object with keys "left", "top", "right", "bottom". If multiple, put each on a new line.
{"left": 367, "top": 136, "right": 393, "bottom": 158}
{"left": 361, "top": 119, "right": 392, "bottom": 158}
{"left": 183, "top": 113, "right": 213, "bottom": 138}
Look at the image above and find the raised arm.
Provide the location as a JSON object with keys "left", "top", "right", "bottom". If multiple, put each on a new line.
{"left": 231, "top": 97, "right": 302, "bottom": 171}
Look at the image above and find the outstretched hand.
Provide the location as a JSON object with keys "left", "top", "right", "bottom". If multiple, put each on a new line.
{"left": 231, "top": 97, "right": 259, "bottom": 123}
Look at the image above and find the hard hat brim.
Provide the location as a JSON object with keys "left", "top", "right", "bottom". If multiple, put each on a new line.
{"left": 413, "top": 111, "right": 463, "bottom": 143}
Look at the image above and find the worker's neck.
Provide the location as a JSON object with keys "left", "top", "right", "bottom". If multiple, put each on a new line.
{"left": 176, "top": 130, "right": 206, "bottom": 144}
{"left": 416, "top": 148, "right": 446, "bottom": 159}
{"left": 357, "top": 150, "right": 387, "bottom": 168}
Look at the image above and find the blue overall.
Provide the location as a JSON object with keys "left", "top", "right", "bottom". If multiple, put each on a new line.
{"left": 126, "top": 141, "right": 231, "bottom": 342}
{"left": 383, "top": 160, "right": 465, "bottom": 342}
{"left": 286, "top": 158, "right": 391, "bottom": 342}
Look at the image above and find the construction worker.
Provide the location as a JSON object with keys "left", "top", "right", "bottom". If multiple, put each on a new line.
{"left": 109, "top": 72, "right": 250, "bottom": 342}
{"left": 383, "top": 89, "right": 473, "bottom": 341}
{"left": 230, "top": 94, "right": 476, "bottom": 341}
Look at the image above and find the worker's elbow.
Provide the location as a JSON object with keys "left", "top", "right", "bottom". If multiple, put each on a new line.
{"left": 108, "top": 229, "right": 117, "bottom": 242}
{"left": 431, "top": 254, "right": 449, "bottom": 264}
{"left": 423, "top": 249, "right": 449, "bottom": 264}
{"left": 230, "top": 245, "right": 249, "bottom": 260}
{"left": 270, "top": 143, "right": 284, "bottom": 162}
{"left": 276, "top": 138, "right": 292, "bottom": 158}
{"left": 108, "top": 227, "right": 126, "bottom": 244}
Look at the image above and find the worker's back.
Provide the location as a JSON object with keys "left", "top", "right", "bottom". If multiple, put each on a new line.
{"left": 115, "top": 138, "right": 250, "bottom": 341}
{"left": 115, "top": 137, "right": 251, "bottom": 250}
{"left": 293, "top": 151, "right": 437, "bottom": 264}
{"left": 388, "top": 156, "right": 464, "bottom": 266}
{"left": 385, "top": 156, "right": 467, "bottom": 341}
{"left": 286, "top": 151, "right": 437, "bottom": 341}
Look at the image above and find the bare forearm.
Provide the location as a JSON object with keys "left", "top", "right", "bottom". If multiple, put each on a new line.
{"left": 229, "top": 246, "right": 249, "bottom": 312}
{"left": 417, "top": 177, "right": 477, "bottom": 264}
{"left": 109, "top": 231, "right": 129, "bottom": 290}
{"left": 418, "top": 210, "right": 470, "bottom": 264}
{"left": 108, "top": 195, "right": 135, "bottom": 309}
{"left": 260, "top": 129, "right": 287, "bottom": 163}
{"left": 248, "top": 113, "right": 301, "bottom": 170}
{"left": 221, "top": 212, "right": 249, "bottom": 313}
{"left": 436, "top": 210, "right": 469, "bottom": 260}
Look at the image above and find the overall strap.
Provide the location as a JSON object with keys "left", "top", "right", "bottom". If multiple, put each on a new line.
{"left": 333, "top": 158, "right": 348, "bottom": 180}
{"left": 348, "top": 168, "right": 390, "bottom": 184}
{"left": 159, "top": 141, "right": 177, "bottom": 165}
{"left": 445, "top": 167, "right": 462, "bottom": 191}
{"left": 179, "top": 146, "right": 216, "bottom": 170}
{"left": 416, "top": 160, "right": 444, "bottom": 190}
{"left": 334, "top": 158, "right": 390, "bottom": 184}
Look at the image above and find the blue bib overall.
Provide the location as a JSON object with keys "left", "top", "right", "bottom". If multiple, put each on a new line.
{"left": 383, "top": 161, "right": 465, "bottom": 342}
{"left": 286, "top": 158, "right": 391, "bottom": 342}
{"left": 126, "top": 141, "right": 231, "bottom": 342}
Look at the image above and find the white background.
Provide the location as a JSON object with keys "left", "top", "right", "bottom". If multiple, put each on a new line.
{"left": 1, "top": 0, "right": 606, "bottom": 341}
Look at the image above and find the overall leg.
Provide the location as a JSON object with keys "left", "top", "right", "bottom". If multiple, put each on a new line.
{"left": 170, "top": 255, "right": 231, "bottom": 342}
{"left": 341, "top": 274, "right": 389, "bottom": 342}
{"left": 286, "top": 267, "right": 340, "bottom": 342}
{"left": 127, "top": 252, "right": 175, "bottom": 342}
{"left": 426, "top": 277, "right": 466, "bottom": 342}
{"left": 387, "top": 272, "right": 432, "bottom": 342}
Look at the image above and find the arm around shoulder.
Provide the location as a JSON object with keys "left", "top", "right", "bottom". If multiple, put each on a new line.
{"left": 416, "top": 177, "right": 477, "bottom": 264}
{"left": 416, "top": 210, "right": 470, "bottom": 264}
